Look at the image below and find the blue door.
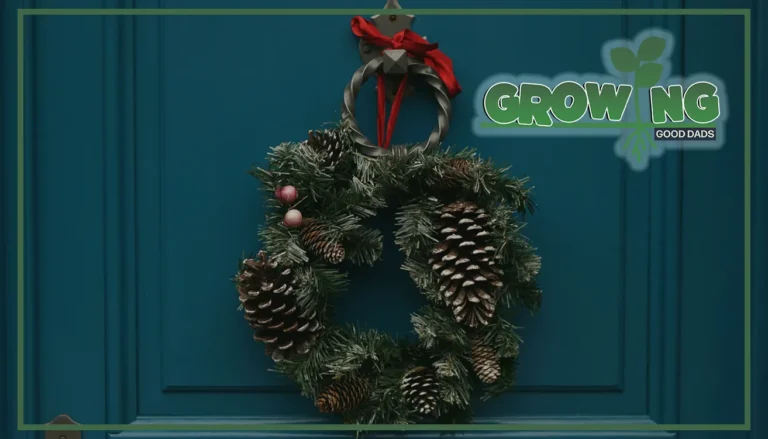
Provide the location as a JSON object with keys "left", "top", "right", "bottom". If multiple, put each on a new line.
{"left": 2, "top": 1, "right": 766, "bottom": 438}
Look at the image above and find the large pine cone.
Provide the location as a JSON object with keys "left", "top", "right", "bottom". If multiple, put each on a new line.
{"left": 401, "top": 367, "right": 439, "bottom": 415}
{"left": 306, "top": 128, "right": 347, "bottom": 168}
{"left": 315, "top": 378, "right": 370, "bottom": 413}
{"left": 236, "top": 251, "right": 322, "bottom": 361}
{"left": 471, "top": 340, "right": 501, "bottom": 384}
{"left": 430, "top": 201, "right": 504, "bottom": 327}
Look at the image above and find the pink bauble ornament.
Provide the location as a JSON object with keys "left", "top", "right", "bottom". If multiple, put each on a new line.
{"left": 274, "top": 186, "right": 283, "bottom": 201}
{"left": 280, "top": 185, "right": 298, "bottom": 204}
{"left": 283, "top": 209, "right": 303, "bottom": 228}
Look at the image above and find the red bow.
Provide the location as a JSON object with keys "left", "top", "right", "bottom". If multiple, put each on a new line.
{"left": 350, "top": 16, "right": 461, "bottom": 98}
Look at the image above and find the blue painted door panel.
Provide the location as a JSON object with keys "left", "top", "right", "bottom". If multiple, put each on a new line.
{"left": 2, "top": 0, "right": 766, "bottom": 438}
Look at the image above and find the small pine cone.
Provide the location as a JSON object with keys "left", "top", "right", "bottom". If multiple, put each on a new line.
{"left": 471, "top": 340, "right": 501, "bottom": 384}
{"left": 449, "top": 158, "right": 472, "bottom": 175}
{"left": 430, "top": 200, "right": 504, "bottom": 328}
{"left": 306, "top": 128, "right": 347, "bottom": 168}
{"left": 401, "top": 367, "right": 439, "bottom": 415}
{"left": 300, "top": 219, "right": 345, "bottom": 264}
{"left": 315, "top": 378, "right": 370, "bottom": 413}
{"left": 236, "top": 251, "right": 322, "bottom": 361}
{"left": 438, "top": 158, "right": 472, "bottom": 188}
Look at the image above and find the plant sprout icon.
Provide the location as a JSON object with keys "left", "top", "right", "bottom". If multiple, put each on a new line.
{"left": 609, "top": 35, "right": 667, "bottom": 164}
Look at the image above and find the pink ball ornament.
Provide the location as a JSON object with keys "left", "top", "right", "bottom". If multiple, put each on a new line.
{"left": 283, "top": 209, "right": 303, "bottom": 228}
{"left": 279, "top": 185, "right": 298, "bottom": 204}
{"left": 274, "top": 186, "right": 283, "bottom": 201}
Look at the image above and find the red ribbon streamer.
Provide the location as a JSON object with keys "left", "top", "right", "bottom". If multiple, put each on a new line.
{"left": 351, "top": 16, "right": 462, "bottom": 149}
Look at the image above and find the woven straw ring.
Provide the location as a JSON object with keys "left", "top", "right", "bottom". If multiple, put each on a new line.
{"left": 341, "top": 53, "right": 453, "bottom": 158}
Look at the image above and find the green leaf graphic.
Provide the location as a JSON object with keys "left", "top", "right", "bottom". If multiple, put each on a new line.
{"left": 610, "top": 47, "right": 639, "bottom": 72}
{"left": 637, "top": 36, "right": 666, "bottom": 61}
{"left": 634, "top": 62, "right": 663, "bottom": 88}
{"left": 632, "top": 136, "right": 647, "bottom": 163}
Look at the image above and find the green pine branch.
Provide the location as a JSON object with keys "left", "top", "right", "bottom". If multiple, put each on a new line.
{"left": 411, "top": 306, "right": 470, "bottom": 351}
{"left": 293, "top": 263, "right": 348, "bottom": 318}
{"left": 394, "top": 197, "right": 442, "bottom": 258}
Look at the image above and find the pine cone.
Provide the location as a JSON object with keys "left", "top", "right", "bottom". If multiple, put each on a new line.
{"left": 306, "top": 128, "right": 347, "bottom": 168}
{"left": 401, "top": 367, "right": 439, "bottom": 415}
{"left": 430, "top": 201, "right": 503, "bottom": 327}
{"left": 439, "top": 158, "right": 472, "bottom": 188}
{"left": 300, "top": 219, "right": 345, "bottom": 264}
{"left": 315, "top": 378, "right": 370, "bottom": 413}
{"left": 449, "top": 158, "right": 472, "bottom": 175}
{"left": 236, "top": 251, "right": 322, "bottom": 361}
{"left": 471, "top": 340, "right": 501, "bottom": 384}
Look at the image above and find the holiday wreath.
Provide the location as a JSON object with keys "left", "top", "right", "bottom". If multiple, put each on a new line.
{"left": 233, "top": 11, "right": 542, "bottom": 425}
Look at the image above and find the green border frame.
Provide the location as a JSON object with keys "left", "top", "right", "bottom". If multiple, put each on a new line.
{"left": 15, "top": 7, "right": 752, "bottom": 433}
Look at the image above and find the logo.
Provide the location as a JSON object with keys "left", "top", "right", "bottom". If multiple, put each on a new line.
{"left": 472, "top": 28, "right": 730, "bottom": 172}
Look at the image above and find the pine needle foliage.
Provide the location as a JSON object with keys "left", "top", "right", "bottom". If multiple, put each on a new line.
{"left": 240, "top": 122, "right": 542, "bottom": 425}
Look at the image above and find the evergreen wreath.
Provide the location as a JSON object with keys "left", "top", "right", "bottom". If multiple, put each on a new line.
{"left": 234, "top": 123, "right": 542, "bottom": 425}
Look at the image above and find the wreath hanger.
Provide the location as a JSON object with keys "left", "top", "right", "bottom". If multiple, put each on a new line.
{"left": 341, "top": 0, "right": 461, "bottom": 157}
{"left": 356, "top": 0, "right": 416, "bottom": 101}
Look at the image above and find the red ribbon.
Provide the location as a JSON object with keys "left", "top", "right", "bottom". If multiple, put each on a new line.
{"left": 351, "top": 16, "right": 461, "bottom": 149}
